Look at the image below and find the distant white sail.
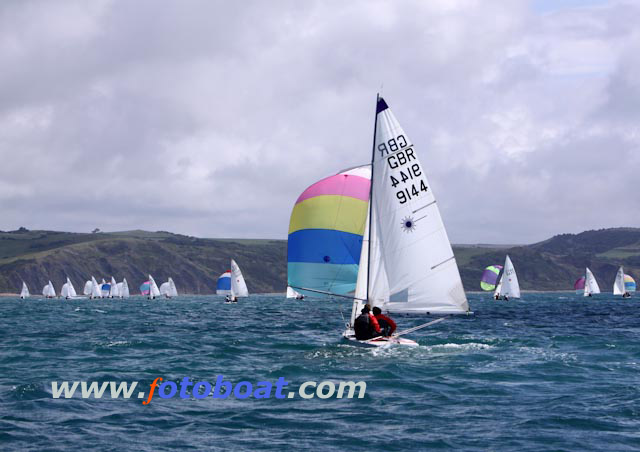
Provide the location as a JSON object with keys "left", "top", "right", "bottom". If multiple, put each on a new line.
{"left": 168, "top": 277, "right": 178, "bottom": 297}
{"left": 160, "top": 282, "right": 170, "bottom": 296}
{"left": 364, "top": 97, "right": 468, "bottom": 314}
{"left": 148, "top": 275, "right": 161, "bottom": 299}
{"left": 83, "top": 280, "right": 92, "bottom": 296}
{"left": 613, "top": 266, "right": 625, "bottom": 296}
{"left": 498, "top": 255, "right": 520, "bottom": 298}
{"left": 20, "top": 282, "right": 30, "bottom": 299}
{"left": 61, "top": 277, "right": 77, "bottom": 298}
{"left": 109, "top": 277, "right": 119, "bottom": 298}
{"left": 90, "top": 276, "right": 102, "bottom": 299}
{"left": 42, "top": 280, "right": 56, "bottom": 298}
{"left": 121, "top": 278, "right": 130, "bottom": 298}
{"left": 230, "top": 259, "right": 249, "bottom": 298}
{"left": 584, "top": 267, "right": 600, "bottom": 296}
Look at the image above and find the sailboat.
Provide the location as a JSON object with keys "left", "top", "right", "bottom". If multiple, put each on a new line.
{"left": 108, "top": 277, "right": 119, "bottom": 298}
{"left": 20, "top": 282, "right": 30, "bottom": 299}
{"left": 42, "top": 280, "right": 56, "bottom": 298}
{"left": 160, "top": 277, "right": 178, "bottom": 298}
{"left": 116, "top": 278, "right": 130, "bottom": 298}
{"left": 90, "top": 276, "right": 102, "bottom": 299}
{"left": 100, "top": 278, "right": 110, "bottom": 298}
{"left": 494, "top": 255, "right": 520, "bottom": 300}
{"left": 148, "top": 275, "right": 161, "bottom": 299}
{"left": 614, "top": 266, "right": 634, "bottom": 298}
{"left": 60, "top": 277, "right": 78, "bottom": 299}
{"left": 83, "top": 280, "right": 92, "bottom": 296}
{"left": 339, "top": 96, "right": 469, "bottom": 346}
{"left": 286, "top": 286, "right": 304, "bottom": 300}
{"left": 228, "top": 259, "right": 249, "bottom": 302}
{"left": 581, "top": 267, "right": 600, "bottom": 297}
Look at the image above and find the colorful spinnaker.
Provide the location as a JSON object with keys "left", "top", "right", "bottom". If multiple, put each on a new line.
{"left": 574, "top": 277, "right": 586, "bottom": 293}
{"left": 481, "top": 265, "right": 503, "bottom": 291}
{"left": 624, "top": 274, "right": 636, "bottom": 293}
{"left": 216, "top": 271, "right": 231, "bottom": 295}
{"left": 287, "top": 165, "right": 371, "bottom": 296}
{"left": 140, "top": 281, "right": 150, "bottom": 296}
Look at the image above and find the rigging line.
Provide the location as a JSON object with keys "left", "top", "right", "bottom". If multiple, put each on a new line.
{"left": 412, "top": 200, "right": 436, "bottom": 214}
{"left": 393, "top": 317, "right": 446, "bottom": 337}
{"left": 430, "top": 256, "right": 456, "bottom": 271}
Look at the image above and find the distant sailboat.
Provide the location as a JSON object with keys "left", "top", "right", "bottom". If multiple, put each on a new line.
{"left": 100, "top": 279, "right": 110, "bottom": 298}
{"left": 109, "top": 277, "right": 119, "bottom": 298}
{"left": 286, "top": 286, "right": 304, "bottom": 299}
{"left": 577, "top": 267, "right": 600, "bottom": 297}
{"left": 615, "top": 267, "right": 634, "bottom": 298}
{"left": 148, "top": 275, "right": 161, "bottom": 299}
{"left": 20, "top": 282, "right": 30, "bottom": 299}
{"left": 117, "top": 278, "right": 130, "bottom": 298}
{"left": 341, "top": 96, "right": 469, "bottom": 346}
{"left": 60, "top": 277, "right": 78, "bottom": 299}
{"left": 90, "top": 276, "right": 102, "bottom": 299}
{"left": 42, "top": 280, "right": 56, "bottom": 298}
{"left": 230, "top": 259, "right": 249, "bottom": 301}
{"left": 160, "top": 277, "right": 178, "bottom": 298}
{"left": 494, "top": 255, "right": 520, "bottom": 300}
{"left": 216, "top": 271, "right": 231, "bottom": 296}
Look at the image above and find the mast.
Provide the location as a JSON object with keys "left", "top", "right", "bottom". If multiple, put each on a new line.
{"left": 366, "top": 94, "right": 379, "bottom": 303}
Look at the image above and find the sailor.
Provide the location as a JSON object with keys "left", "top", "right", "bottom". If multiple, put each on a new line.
{"left": 623, "top": 292, "right": 631, "bottom": 298}
{"left": 372, "top": 307, "right": 396, "bottom": 337}
{"left": 353, "top": 304, "right": 381, "bottom": 340}
{"left": 504, "top": 295, "right": 509, "bottom": 301}
{"left": 295, "top": 294, "right": 305, "bottom": 300}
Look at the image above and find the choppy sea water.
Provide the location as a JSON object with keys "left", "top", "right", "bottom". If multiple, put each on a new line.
{"left": 1, "top": 292, "right": 639, "bottom": 451}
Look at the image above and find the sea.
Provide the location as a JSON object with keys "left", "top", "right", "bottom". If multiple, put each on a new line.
{"left": 1, "top": 293, "right": 639, "bottom": 451}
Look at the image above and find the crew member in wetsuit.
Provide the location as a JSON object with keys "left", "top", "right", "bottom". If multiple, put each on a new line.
{"left": 372, "top": 307, "right": 396, "bottom": 337}
{"left": 353, "top": 304, "right": 381, "bottom": 340}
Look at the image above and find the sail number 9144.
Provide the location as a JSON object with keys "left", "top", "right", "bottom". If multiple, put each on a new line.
{"left": 390, "top": 163, "right": 428, "bottom": 204}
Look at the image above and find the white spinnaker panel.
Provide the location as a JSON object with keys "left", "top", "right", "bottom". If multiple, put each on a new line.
{"left": 613, "top": 266, "right": 625, "bottom": 295}
{"left": 369, "top": 98, "right": 468, "bottom": 314}
{"left": 121, "top": 279, "right": 130, "bottom": 298}
{"left": 286, "top": 286, "right": 299, "bottom": 298}
{"left": 43, "top": 281, "right": 56, "bottom": 297}
{"left": 168, "top": 277, "right": 178, "bottom": 296}
{"left": 230, "top": 259, "right": 249, "bottom": 297}
{"left": 20, "top": 282, "right": 29, "bottom": 298}
{"left": 160, "top": 282, "right": 169, "bottom": 295}
{"left": 84, "top": 281, "right": 92, "bottom": 296}
{"left": 585, "top": 267, "right": 600, "bottom": 295}
{"left": 149, "top": 275, "right": 161, "bottom": 297}
{"left": 499, "top": 255, "right": 520, "bottom": 298}
{"left": 91, "top": 276, "right": 102, "bottom": 298}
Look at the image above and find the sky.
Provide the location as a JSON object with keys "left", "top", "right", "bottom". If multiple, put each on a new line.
{"left": 0, "top": 0, "right": 638, "bottom": 244}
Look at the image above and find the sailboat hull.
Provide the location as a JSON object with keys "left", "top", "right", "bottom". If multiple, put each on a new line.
{"left": 342, "top": 330, "right": 418, "bottom": 347}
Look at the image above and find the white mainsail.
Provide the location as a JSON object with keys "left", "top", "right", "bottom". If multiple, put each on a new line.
{"left": 148, "top": 275, "right": 161, "bottom": 299}
{"left": 117, "top": 278, "right": 130, "bottom": 298}
{"left": 613, "top": 266, "right": 625, "bottom": 296}
{"left": 160, "top": 282, "right": 169, "bottom": 296}
{"left": 230, "top": 259, "right": 249, "bottom": 298}
{"left": 109, "top": 277, "right": 119, "bottom": 298}
{"left": 361, "top": 97, "right": 468, "bottom": 314}
{"left": 20, "top": 282, "right": 30, "bottom": 299}
{"left": 42, "top": 280, "right": 56, "bottom": 298}
{"left": 498, "top": 255, "right": 520, "bottom": 298}
{"left": 61, "top": 277, "right": 77, "bottom": 298}
{"left": 168, "top": 277, "right": 178, "bottom": 297}
{"left": 83, "top": 280, "right": 92, "bottom": 296}
{"left": 90, "top": 276, "right": 102, "bottom": 299}
{"left": 584, "top": 267, "right": 600, "bottom": 296}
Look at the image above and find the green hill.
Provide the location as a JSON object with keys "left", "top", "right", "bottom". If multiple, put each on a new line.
{"left": 0, "top": 227, "right": 638, "bottom": 294}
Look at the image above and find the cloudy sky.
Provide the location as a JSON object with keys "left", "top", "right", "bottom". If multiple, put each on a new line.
{"left": 0, "top": 0, "right": 638, "bottom": 244}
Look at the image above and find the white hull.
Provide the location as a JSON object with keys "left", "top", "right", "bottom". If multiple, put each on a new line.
{"left": 342, "top": 329, "right": 418, "bottom": 347}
